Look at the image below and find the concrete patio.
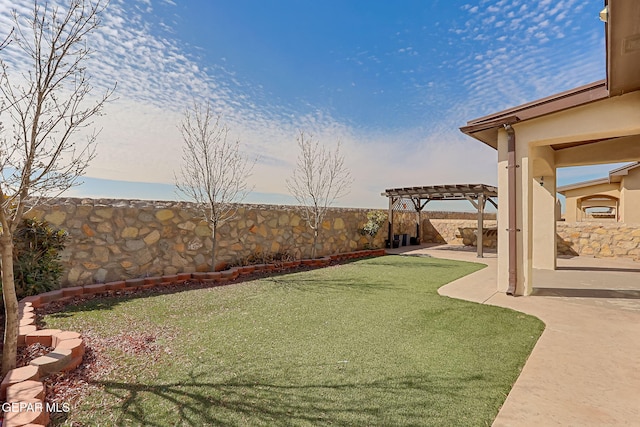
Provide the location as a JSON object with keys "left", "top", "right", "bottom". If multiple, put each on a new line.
{"left": 387, "top": 244, "right": 640, "bottom": 426}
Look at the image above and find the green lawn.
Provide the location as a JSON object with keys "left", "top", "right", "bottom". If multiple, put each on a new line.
{"left": 45, "top": 256, "right": 544, "bottom": 426}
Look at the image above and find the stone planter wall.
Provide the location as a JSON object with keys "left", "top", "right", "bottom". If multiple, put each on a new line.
{"left": 25, "top": 198, "right": 387, "bottom": 286}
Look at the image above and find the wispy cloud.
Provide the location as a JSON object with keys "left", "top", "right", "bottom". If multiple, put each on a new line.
{"left": 449, "top": 0, "right": 604, "bottom": 122}
{"left": 0, "top": 0, "right": 607, "bottom": 208}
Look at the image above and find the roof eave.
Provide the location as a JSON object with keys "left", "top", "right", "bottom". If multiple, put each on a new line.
{"left": 608, "top": 161, "right": 640, "bottom": 177}
{"left": 460, "top": 81, "right": 609, "bottom": 149}
{"left": 557, "top": 177, "right": 611, "bottom": 194}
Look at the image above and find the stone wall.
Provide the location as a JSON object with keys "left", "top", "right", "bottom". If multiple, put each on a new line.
{"left": 25, "top": 198, "right": 638, "bottom": 288}
{"left": 557, "top": 222, "right": 640, "bottom": 261}
{"left": 415, "top": 218, "right": 640, "bottom": 261}
{"left": 422, "top": 219, "right": 498, "bottom": 247}
{"left": 25, "top": 198, "right": 386, "bottom": 286}
{"left": 418, "top": 219, "right": 640, "bottom": 260}
{"left": 391, "top": 211, "right": 498, "bottom": 248}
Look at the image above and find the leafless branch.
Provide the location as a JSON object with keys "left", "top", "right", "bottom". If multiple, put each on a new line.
{"left": 0, "top": 0, "right": 113, "bottom": 375}
{"left": 286, "top": 131, "right": 352, "bottom": 258}
{"left": 175, "top": 100, "right": 255, "bottom": 269}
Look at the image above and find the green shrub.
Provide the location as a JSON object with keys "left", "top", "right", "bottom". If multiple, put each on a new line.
{"left": 360, "top": 211, "right": 387, "bottom": 248}
{"left": 11, "top": 218, "right": 68, "bottom": 299}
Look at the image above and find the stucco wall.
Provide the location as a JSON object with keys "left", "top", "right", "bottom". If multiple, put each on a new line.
{"left": 25, "top": 198, "right": 385, "bottom": 286}
{"left": 621, "top": 171, "right": 640, "bottom": 223}
{"left": 562, "top": 182, "right": 620, "bottom": 222}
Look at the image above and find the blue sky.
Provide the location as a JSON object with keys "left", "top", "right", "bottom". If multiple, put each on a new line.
{"left": 0, "top": 0, "right": 624, "bottom": 210}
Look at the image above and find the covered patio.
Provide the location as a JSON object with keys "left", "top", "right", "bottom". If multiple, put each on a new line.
{"left": 460, "top": 0, "right": 640, "bottom": 295}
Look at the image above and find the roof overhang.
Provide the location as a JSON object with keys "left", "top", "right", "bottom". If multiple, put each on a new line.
{"left": 606, "top": 0, "right": 640, "bottom": 96}
{"left": 608, "top": 161, "right": 640, "bottom": 182}
{"left": 557, "top": 178, "right": 610, "bottom": 194}
{"left": 460, "top": 81, "right": 608, "bottom": 149}
{"left": 557, "top": 161, "right": 640, "bottom": 192}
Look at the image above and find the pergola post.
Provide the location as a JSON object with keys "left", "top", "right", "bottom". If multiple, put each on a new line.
{"left": 477, "top": 193, "right": 485, "bottom": 258}
{"left": 387, "top": 196, "right": 395, "bottom": 248}
{"left": 381, "top": 184, "right": 498, "bottom": 254}
{"left": 382, "top": 185, "right": 497, "bottom": 253}
{"left": 410, "top": 198, "right": 428, "bottom": 245}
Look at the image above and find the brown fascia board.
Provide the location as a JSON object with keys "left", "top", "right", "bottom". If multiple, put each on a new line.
{"left": 460, "top": 80, "right": 609, "bottom": 149}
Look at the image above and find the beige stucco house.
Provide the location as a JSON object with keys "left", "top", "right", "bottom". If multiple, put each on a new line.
{"left": 558, "top": 162, "right": 640, "bottom": 222}
{"left": 460, "top": 0, "right": 640, "bottom": 296}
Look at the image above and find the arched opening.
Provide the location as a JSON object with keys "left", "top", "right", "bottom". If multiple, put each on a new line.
{"left": 578, "top": 194, "right": 619, "bottom": 221}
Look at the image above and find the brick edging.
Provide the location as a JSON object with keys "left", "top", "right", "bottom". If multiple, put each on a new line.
{"left": 0, "top": 249, "right": 385, "bottom": 426}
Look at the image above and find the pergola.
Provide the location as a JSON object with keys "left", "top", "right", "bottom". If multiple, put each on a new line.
{"left": 381, "top": 184, "right": 498, "bottom": 257}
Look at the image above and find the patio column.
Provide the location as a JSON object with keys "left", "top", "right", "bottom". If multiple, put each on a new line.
{"left": 519, "top": 145, "right": 534, "bottom": 295}
{"left": 532, "top": 145, "right": 557, "bottom": 270}
{"left": 477, "top": 193, "right": 484, "bottom": 258}
{"left": 497, "top": 126, "right": 534, "bottom": 295}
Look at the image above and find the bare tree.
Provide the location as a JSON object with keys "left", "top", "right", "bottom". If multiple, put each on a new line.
{"left": 0, "top": 0, "right": 113, "bottom": 375}
{"left": 175, "top": 101, "right": 254, "bottom": 271}
{"left": 287, "top": 131, "right": 352, "bottom": 259}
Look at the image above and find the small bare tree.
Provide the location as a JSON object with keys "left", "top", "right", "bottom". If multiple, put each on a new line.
{"left": 287, "top": 131, "right": 352, "bottom": 259}
{"left": 175, "top": 101, "right": 254, "bottom": 271}
{"left": 0, "top": 0, "right": 113, "bottom": 374}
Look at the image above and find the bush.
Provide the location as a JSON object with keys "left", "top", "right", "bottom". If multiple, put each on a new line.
{"left": 11, "top": 218, "right": 68, "bottom": 299}
{"left": 360, "top": 211, "right": 387, "bottom": 248}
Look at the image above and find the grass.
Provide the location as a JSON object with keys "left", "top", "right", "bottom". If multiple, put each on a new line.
{"left": 44, "top": 255, "right": 544, "bottom": 426}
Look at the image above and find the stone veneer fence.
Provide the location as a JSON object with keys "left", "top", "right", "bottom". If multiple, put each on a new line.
{"left": 417, "top": 215, "right": 639, "bottom": 261}
{"left": 20, "top": 198, "right": 640, "bottom": 289}
{"left": 25, "top": 198, "right": 391, "bottom": 286}
{"left": 556, "top": 221, "right": 640, "bottom": 260}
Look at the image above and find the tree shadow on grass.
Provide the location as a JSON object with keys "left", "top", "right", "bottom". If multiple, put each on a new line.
{"left": 83, "top": 372, "right": 497, "bottom": 427}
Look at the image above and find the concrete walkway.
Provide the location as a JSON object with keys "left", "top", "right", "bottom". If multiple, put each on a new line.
{"left": 387, "top": 244, "right": 640, "bottom": 426}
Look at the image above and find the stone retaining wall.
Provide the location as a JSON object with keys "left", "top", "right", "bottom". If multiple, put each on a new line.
{"left": 25, "top": 199, "right": 387, "bottom": 286}
{"left": 413, "top": 217, "right": 639, "bottom": 261}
